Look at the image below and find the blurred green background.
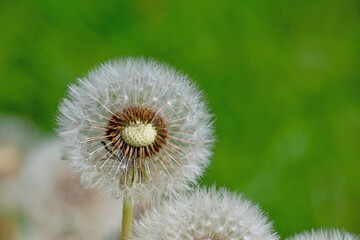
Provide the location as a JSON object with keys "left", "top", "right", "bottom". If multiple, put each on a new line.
{"left": 1, "top": 0, "right": 359, "bottom": 237}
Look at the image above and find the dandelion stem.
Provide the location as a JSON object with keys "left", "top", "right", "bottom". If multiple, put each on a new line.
{"left": 121, "top": 196, "right": 134, "bottom": 240}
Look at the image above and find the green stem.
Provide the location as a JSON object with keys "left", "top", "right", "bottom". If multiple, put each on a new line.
{"left": 121, "top": 196, "right": 134, "bottom": 240}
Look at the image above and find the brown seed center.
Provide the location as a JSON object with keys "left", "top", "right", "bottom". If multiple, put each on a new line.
{"left": 105, "top": 106, "right": 168, "bottom": 159}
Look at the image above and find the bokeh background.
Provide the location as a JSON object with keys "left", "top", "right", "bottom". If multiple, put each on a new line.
{"left": 1, "top": 0, "right": 359, "bottom": 238}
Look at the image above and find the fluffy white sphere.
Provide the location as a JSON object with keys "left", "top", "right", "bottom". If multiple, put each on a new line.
{"left": 57, "top": 58, "right": 214, "bottom": 201}
{"left": 133, "top": 187, "right": 279, "bottom": 240}
{"left": 287, "top": 229, "right": 359, "bottom": 240}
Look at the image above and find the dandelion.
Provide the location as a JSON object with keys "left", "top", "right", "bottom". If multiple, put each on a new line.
{"left": 0, "top": 115, "right": 41, "bottom": 153}
{"left": 133, "top": 187, "right": 279, "bottom": 240}
{"left": 0, "top": 115, "right": 40, "bottom": 210}
{"left": 57, "top": 58, "right": 214, "bottom": 239}
{"left": 286, "top": 229, "right": 359, "bottom": 240}
{"left": 18, "top": 139, "right": 123, "bottom": 240}
{"left": 0, "top": 116, "right": 42, "bottom": 240}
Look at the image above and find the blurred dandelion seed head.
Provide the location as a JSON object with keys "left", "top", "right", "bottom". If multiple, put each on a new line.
{"left": 18, "top": 139, "right": 123, "bottom": 239}
{"left": 57, "top": 57, "right": 215, "bottom": 201}
{"left": 133, "top": 187, "right": 279, "bottom": 240}
{"left": 287, "top": 229, "right": 360, "bottom": 240}
{"left": 0, "top": 115, "right": 41, "bottom": 211}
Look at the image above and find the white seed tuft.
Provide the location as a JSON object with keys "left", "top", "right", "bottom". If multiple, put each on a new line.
{"left": 286, "top": 229, "right": 359, "bottom": 240}
{"left": 133, "top": 187, "right": 279, "bottom": 240}
{"left": 56, "top": 57, "right": 215, "bottom": 201}
{"left": 17, "top": 139, "right": 123, "bottom": 239}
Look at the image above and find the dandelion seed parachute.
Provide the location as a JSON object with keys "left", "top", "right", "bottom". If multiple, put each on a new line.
{"left": 132, "top": 187, "right": 279, "bottom": 240}
{"left": 286, "top": 229, "right": 359, "bottom": 240}
{"left": 57, "top": 58, "right": 214, "bottom": 201}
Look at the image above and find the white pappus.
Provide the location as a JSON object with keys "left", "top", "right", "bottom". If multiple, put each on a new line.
{"left": 132, "top": 187, "right": 279, "bottom": 240}
{"left": 57, "top": 57, "right": 215, "bottom": 202}
{"left": 286, "top": 229, "right": 359, "bottom": 240}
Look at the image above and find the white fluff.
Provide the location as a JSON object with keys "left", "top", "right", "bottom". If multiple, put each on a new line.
{"left": 57, "top": 58, "right": 214, "bottom": 201}
{"left": 0, "top": 115, "right": 41, "bottom": 211}
{"left": 287, "top": 229, "right": 359, "bottom": 240}
{"left": 0, "top": 115, "right": 41, "bottom": 152}
{"left": 133, "top": 187, "right": 279, "bottom": 240}
{"left": 18, "top": 139, "right": 123, "bottom": 240}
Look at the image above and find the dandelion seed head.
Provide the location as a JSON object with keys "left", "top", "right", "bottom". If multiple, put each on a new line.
{"left": 133, "top": 187, "right": 279, "bottom": 240}
{"left": 57, "top": 57, "right": 215, "bottom": 201}
{"left": 287, "top": 229, "right": 359, "bottom": 240}
{"left": 18, "top": 139, "right": 123, "bottom": 239}
{"left": 0, "top": 115, "right": 41, "bottom": 210}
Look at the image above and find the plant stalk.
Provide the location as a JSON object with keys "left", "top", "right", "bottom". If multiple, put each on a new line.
{"left": 121, "top": 195, "right": 134, "bottom": 240}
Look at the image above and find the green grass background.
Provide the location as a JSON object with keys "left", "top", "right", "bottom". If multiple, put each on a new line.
{"left": 1, "top": 0, "right": 359, "bottom": 237}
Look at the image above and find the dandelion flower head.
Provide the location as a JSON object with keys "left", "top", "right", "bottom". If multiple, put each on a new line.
{"left": 0, "top": 115, "right": 40, "bottom": 209}
{"left": 133, "top": 187, "right": 279, "bottom": 240}
{"left": 18, "top": 139, "right": 123, "bottom": 239}
{"left": 57, "top": 58, "right": 214, "bottom": 201}
{"left": 287, "top": 229, "right": 359, "bottom": 240}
